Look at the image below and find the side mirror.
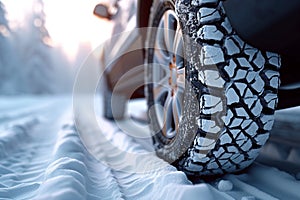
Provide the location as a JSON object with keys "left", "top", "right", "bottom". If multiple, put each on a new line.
{"left": 93, "top": 3, "right": 118, "bottom": 20}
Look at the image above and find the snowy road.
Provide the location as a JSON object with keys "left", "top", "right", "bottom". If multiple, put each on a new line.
{"left": 0, "top": 96, "right": 300, "bottom": 200}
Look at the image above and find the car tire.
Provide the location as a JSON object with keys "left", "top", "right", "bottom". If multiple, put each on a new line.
{"left": 146, "top": 0, "right": 281, "bottom": 176}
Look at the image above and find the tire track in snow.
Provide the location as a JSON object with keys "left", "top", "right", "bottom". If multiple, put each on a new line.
{"left": 36, "top": 122, "right": 124, "bottom": 199}
{"left": 0, "top": 98, "right": 70, "bottom": 199}
{"left": 0, "top": 117, "right": 39, "bottom": 159}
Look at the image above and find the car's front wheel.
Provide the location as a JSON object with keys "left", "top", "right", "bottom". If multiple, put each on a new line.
{"left": 145, "top": 0, "right": 281, "bottom": 176}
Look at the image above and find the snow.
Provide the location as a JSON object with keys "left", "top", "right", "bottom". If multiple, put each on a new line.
{"left": 241, "top": 196, "right": 256, "bottom": 200}
{"left": 217, "top": 180, "right": 233, "bottom": 192}
{"left": 0, "top": 96, "right": 299, "bottom": 199}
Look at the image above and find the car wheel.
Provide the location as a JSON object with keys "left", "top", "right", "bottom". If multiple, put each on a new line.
{"left": 146, "top": 0, "right": 281, "bottom": 176}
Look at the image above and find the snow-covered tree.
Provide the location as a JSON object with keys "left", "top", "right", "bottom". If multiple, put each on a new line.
{"left": 0, "top": 0, "right": 74, "bottom": 95}
{"left": 14, "top": 0, "right": 55, "bottom": 94}
{"left": 0, "top": 1, "right": 16, "bottom": 94}
{"left": 0, "top": 2, "right": 10, "bottom": 38}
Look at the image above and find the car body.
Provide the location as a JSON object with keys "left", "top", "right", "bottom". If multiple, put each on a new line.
{"left": 96, "top": 0, "right": 300, "bottom": 110}
{"left": 94, "top": 0, "right": 300, "bottom": 176}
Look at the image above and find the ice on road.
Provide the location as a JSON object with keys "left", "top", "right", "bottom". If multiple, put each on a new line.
{"left": 0, "top": 96, "right": 299, "bottom": 200}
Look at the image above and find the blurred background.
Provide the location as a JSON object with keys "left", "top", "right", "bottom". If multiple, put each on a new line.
{"left": 0, "top": 0, "right": 112, "bottom": 95}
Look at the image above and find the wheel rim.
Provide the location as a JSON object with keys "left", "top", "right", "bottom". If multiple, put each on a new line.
{"left": 152, "top": 10, "right": 185, "bottom": 139}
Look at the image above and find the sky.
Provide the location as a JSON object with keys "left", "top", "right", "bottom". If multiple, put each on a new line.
{"left": 2, "top": 0, "right": 113, "bottom": 60}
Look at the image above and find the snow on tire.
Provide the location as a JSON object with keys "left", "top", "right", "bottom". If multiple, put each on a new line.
{"left": 146, "top": 0, "right": 281, "bottom": 176}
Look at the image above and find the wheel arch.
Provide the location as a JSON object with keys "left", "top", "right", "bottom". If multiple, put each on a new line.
{"left": 137, "top": 0, "right": 153, "bottom": 46}
{"left": 137, "top": 0, "right": 153, "bottom": 28}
